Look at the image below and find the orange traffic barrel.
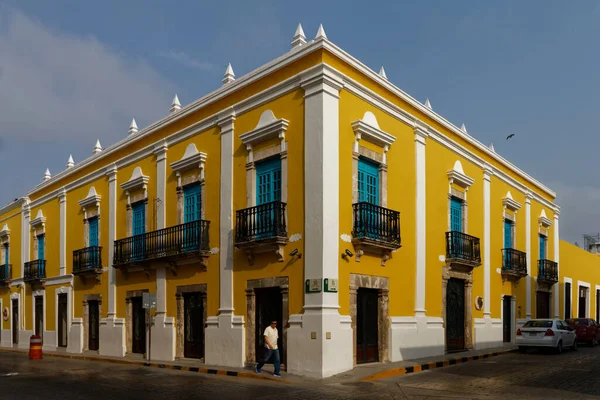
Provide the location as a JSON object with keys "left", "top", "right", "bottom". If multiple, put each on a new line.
{"left": 29, "top": 335, "right": 42, "bottom": 360}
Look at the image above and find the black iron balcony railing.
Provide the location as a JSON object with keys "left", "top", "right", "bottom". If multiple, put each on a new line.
{"left": 24, "top": 260, "right": 46, "bottom": 281}
{"left": 446, "top": 231, "right": 481, "bottom": 264}
{"left": 113, "top": 220, "right": 210, "bottom": 267}
{"left": 73, "top": 246, "right": 102, "bottom": 274}
{"left": 352, "top": 202, "right": 401, "bottom": 246}
{"left": 0, "top": 264, "right": 11, "bottom": 282}
{"left": 502, "top": 248, "right": 527, "bottom": 275}
{"left": 235, "top": 201, "right": 286, "bottom": 244}
{"left": 538, "top": 259, "right": 558, "bottom": 282}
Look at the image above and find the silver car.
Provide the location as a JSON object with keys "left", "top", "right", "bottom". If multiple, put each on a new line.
{"left": 517, "top": 318, "right": 577, "bottom": 354}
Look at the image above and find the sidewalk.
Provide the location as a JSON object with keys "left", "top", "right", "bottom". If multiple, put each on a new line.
{"left": 0, "top": 343, "right": 516, "bottom": 384}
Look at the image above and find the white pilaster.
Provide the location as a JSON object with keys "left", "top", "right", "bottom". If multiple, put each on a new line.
{"left": 483, "top": 166, "right": 493, "bottom": 315}
{"left": 553, "top": 208, "right": 560, "bottom": 317}
{"left": 58, "top": 189, "right": 67, "bottom": 276}
{"left": 525, "top": 193, "right": 532, "bottom": 318}
{"left": 414, "top": 121, "right": 428, "bottom": 315}
{"left": 286, "top": 66, "right": 352, "bottom": 379}
{"left": 22, "top": 201, "right": 31, "bottom": 278}
{"left": 99, "top": 163, "right": 126, "bottom": 357}
{"left": 204, "top": 107, "right": 245, "bottom": 368}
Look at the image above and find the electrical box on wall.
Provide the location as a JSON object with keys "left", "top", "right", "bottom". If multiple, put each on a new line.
{"left": 324, "top": 278, "right": 338, "bottom": 292}
{"left": 305, "top": 279, "right": 322, "bottom": 293}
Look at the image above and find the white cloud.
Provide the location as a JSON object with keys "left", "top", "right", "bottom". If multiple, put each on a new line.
{"left": 158, "top": 50, "right": 215, "bottom": 71}
{"left": 549, "top": 181, "right": 600, "bottom": 246}
{"left": 0, "top": 10, "right": 175, "bottom": 143}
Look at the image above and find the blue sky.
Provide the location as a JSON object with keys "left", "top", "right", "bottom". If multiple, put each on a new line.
{"left": 0, "top": 1, "right": 598, "bottom": 244}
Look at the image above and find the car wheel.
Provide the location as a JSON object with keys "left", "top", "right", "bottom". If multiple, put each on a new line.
{"left": 518, "top": 346, "right": 527, "bottom": 353}
{"left": 572, "top": 340, "right": 578, "bottom": 351}
{"left": 556, "top": 340, "right": 563, "bottom": 354}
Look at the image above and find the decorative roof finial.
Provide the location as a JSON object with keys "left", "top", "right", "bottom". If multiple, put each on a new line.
{"left": 461, "top": 123, "right": 467, "bottom": 133}
{"left": 424, "top": 98, "right": 432, "bottom": 110}
{"left": 222, "top": 63, "right": 235, "bottom": 84}
{"left": 66, "top": 155, "right": 74, "bottom": 169}
{"left": 43, "top": 168, "right": 51, "bottom": 182}
{"left": 170, "top": 94, "right": 181, "bottom": 113}
{"left": 291, "top": 23, "right": 307, "bottom": 48}
{"left": 489, "top": 143, "right": 495, "bottom": 152}
{"left": 93, "top": 140, "right": 102, "bottom": 155}
{"left": 129, "top": 118, "right": 138, "bottom": 135}
{"left": 378, "top": 66, "right": 387, "bottom": 79}
{"left": 315, "top": 24, "right": 327, "bottom": 40}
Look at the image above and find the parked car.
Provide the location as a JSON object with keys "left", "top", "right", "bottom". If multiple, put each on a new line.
{"left": 517, "top": 319, "right": 577, "bottom": 354}
{"left": 566, "top": 318, "right": 600, "bottom": 345}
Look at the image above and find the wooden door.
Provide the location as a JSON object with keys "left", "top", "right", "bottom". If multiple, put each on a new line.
{"left": 502, "top": 296, "right": 512, "bottom": 343}
{"left": 536, "top": 291, "right": 550, "bottom": 319}
{"left": 57, "top": 294, "right": 67, "bottom": 347}
{"left": 131, "top": 297, "right": 146, "bottom": 354}
{"left": 88, "top": 300, "right": 99, "bottom": 351}
{"left": 254, "top": 287, "right": 283, "bottom": 364}
{"left": 11, "top": 299, "right": 18, "bottom": 344}
{"left": 446, "top": 278, "right": 465, "bottom": 352}
{"left": 35, "top": 296, "right": 43, "bottom": 340}
{"left": 356, "top": 288, "right": 379, "bottom": 363}
{"left": 184, "top": 293, "right": 204, "bottom": 359}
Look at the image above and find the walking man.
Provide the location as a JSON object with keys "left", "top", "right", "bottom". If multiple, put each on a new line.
{"left": 255, "top": 320, "right": 281, "bottom": 377}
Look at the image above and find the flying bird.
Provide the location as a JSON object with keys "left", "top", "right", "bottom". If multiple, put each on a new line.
{"left": 506, "top": 133, "right": 515, "bottom": 140}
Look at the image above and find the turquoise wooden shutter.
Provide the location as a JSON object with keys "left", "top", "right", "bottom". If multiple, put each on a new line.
{"left": 539, "top": 235, "right": 546, "bottom": 259}
{"left": 37, "top": 235, "right": 45, "bottom": 260}
{"left": 184, "top": 183, "right": 202, "bottom": 223}
{"left": 450, "top": 198, "right": 463, "bottom": 232}
{"left": 3, "top": 244, "right": 8, "bottom": 265}
{"left": 132, "top": 202, "right": 145, "bottom": 235}
{"left": 358, "top": 158, "right": 379, "bottom": 205}
{"left": 88, "top": 217, "right": 99, "bottom": 247}
{"left": 256, "top": 157, "right": 281, "bottom": 205}
{"left": 504, "top": 220, "right": 513, "bottom": 248}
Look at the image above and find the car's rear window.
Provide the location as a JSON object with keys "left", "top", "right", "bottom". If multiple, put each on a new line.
{"left": 567, "top": 318, "right": 589, "bottom": 326}
{"left": 523, "top": 320, "right": 553, "bottom": 328}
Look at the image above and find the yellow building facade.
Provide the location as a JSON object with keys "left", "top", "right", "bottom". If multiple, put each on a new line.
{"left": 0, "top": 24, "right": 594, "bottom": 378}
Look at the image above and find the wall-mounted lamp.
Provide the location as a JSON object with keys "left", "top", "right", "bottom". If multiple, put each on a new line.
{"left": 342, "top": 249, "right": 354, "bottom": 259}
{"left": 290, "top": 248, "right": 302, "bottom": 258}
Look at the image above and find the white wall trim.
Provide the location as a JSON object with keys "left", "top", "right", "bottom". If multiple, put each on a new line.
{"left": 578, "top": 280, "right": 591, "bottom": 318}
{"left": 564, "top": 276, "right": 573, "bottom": 319}
{"left": 54, "top": 286, "right": 72, "bottom": 349}
{"left": 414, "top": 122, "right": 428, "bottom": 315}
{"left": 58, "top": 189, "right": 67, "bottom": 276}
{"left": 595, "top": 285, "right": 600, "bottom": 321}
{"left": 525, "top": 194, "right": 532, "bottom": 318}
{"left": 31, "top": 289, "right": 46, "bottom": 337}
{"left": 553, "top": 209, "right": 560, "bottom": 318}
{"left": 106, "top": 164, "right": 117, "bottom": 317}
{"left": 78, "top": 187, "right": 102, "bottom": 209}
{"left": 351, "top": 111, "right": 395, "bottom": 148}
{"left": 483, "top": 166, "right": 492, "bottom": 315}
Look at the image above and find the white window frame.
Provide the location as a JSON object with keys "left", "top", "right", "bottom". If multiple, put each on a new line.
{"left": 447, "top": 160, "right": 473, "bottom": 233}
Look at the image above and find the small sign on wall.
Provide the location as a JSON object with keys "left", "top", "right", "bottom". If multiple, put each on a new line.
{"left": 305, "top": 279, "right": 322, "bottom": 293}
{"left": 324, "top": 278, "right": 338, "bottom": 292}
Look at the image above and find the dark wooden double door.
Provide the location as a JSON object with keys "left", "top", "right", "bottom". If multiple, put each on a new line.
{"left": 88, "top": 300, "right": 100, "bottom": 351}
{"left": 132, "top": 297, "right": 146, "bottom": 355}
{"left": 184, "top": 292, "right": 204, "bottom": 359}
{"left": 12, "top": 299, "right": 18, "bottom": 344}
{"left": 254, "top": 287, "right": 284, "bottom": 365}
{"left": 503, "top": 295, "right": 512, "bottom": 343}
{"left": 536, "top": 291, "right": 551, "bottom": 319}
{"left": 356, "top": 288, "right": 379, "bottom": 363}
{"left": 446, "top": 278, "right": 465, "bottom": 352}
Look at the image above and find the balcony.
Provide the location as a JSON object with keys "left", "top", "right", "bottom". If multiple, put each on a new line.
{"left": 501, "top": 248, "right": 527, "bottom": 282}
{"left": 73, "top": 246, "right": 103, "bottom": 283}
{"left": 351, "top": 202, "right": 401, "bottom": 266}
{"left": 0, "top": 264, "right": 11, "bottom": 285}
{"left": 445, "top": 231, "right": 481, "bottom": 269}
{"left": 24, "top": 260, "right": 46, "bottom": 285}
{"left": 537, "top": 259, "right": 558, "bottom": 286}
{"left": 234, "top": 201, "right": 287, "bottom": 265}
{"left": 113, "top": 220, "right": 210, "bottom": 277}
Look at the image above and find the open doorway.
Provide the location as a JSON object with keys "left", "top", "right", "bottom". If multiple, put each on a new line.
{"left": 446, "top": 278, "right": 465, "bottom": 352}
{"left": 254, "top": 287, "right": 283, "bottom": 365}
{"left": 356, "top": 288, "right": 379, "bottom": 363}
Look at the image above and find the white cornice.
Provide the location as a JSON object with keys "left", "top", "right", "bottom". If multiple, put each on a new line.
{"left": 239, "top": 110, "right": 289, "bottom": 147}
{"left": 170, "top": 143, "right": 208, "bottom": 174}
{"left": 351, "top": 111, "right": 395, "bottom": 148}
{"left": 538, "top": 210, "right": 553, "bottom": 227}
{"left": 502, "top": 191, "right": 522, "bottom": 212}
{"left": 120, "top": 167, "right": 149, "bottom": 193}
{"left": 29, "top": 209, "right": 46, "bottom": 228}
{"left": 0, "top": 223, "right": 10, "bottom": 239}
{"left": 78, "top": 186, "right": 102, "bottom": 209}
{"left": 0, "top": 198, "right": 27, "bottom": 218}
{"left": 447, "top": 160, "right": 474, "bottom": 189}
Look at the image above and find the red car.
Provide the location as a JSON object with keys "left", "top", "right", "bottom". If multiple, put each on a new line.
{"left": 566, "top": 318, "right": 600, "bottom": 345}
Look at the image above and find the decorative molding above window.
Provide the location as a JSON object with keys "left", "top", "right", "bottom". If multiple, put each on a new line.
{"left": 78, "top": 186, "right": 102, "bottom": 209}
{"left": 239, "top": 110, "right": 288, "bottom": 148}
{"left": 538, "top": 209, "right": 552, "bottom": 228}
{"left": 0, "top": 223, "right": 9, "bottom": 239}
{"left": 120, "top": 167, "right": 149, "bottom": 195}
{"left": 170, "top": 143, "right": 207, "bottom": 176}
{"left": 29, "top": 210, "right": 46, "bottom": 229}
{"left": 352, "top": 111, "right": 395, "bottom": 149}
{"left": 502, "top": 190, "right": 521, "bottom": 212}
{"left": 447, "top": 160, "right": 474, "bottom": 190}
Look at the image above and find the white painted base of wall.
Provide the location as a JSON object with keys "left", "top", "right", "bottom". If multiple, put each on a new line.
{"left": 67, "top": 318, "right": 83, "bottom": 353}
{"left": 474, "top": 316, "right": 503, "bottom": 350}
{"left": 286, "top": 310, "right": 353, "bottom": 379}
{"left": 18, "top": 330, "right": 33, "bottom": 349}
{"left": 389, "top": 314, "right": 445, "bottom": 362}
{"left": 1, "top": 330, "right": 11, "bottom": 347}
{"left": 42, "top": 330, "right": 57, "bottom": 352}
{"left": 150, "top": 315, "right": 175, "bottom": 361}
{"left": 99, "top": 316, "right": 125, "bottom": 357}
{"left": 204, "top": 313, "right": 245, "bottom": 368}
